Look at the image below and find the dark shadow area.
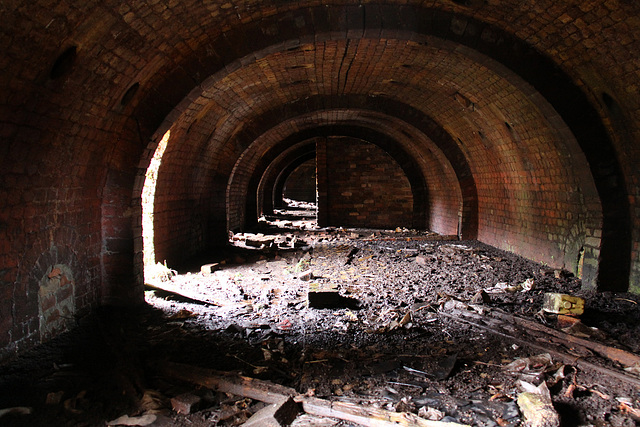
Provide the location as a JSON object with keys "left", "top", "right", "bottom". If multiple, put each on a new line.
{"left": 3, "top": 216, "right": 640, "bottom": 425}
{"left": 554, "top": 402, "right": 584, "bottom": 427}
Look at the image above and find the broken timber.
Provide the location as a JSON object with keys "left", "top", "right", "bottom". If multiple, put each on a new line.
{"left": 362, "top": 235, "right": 459, "bottom": 242}
{"left": 158, "top": 362, "right": 470, "bottom": 427}
{"left": 438, "top": 308, "right": 640, "bottom": 388}
{"left": 144, "top": 281, "right": 221, "bottom": 306}
{"left": 489, "top": 307, "right": 640, "bottom": 368}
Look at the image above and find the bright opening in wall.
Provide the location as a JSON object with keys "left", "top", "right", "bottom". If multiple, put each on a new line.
{"left": 142, "top": 129, "right": 170, "bottom": 283}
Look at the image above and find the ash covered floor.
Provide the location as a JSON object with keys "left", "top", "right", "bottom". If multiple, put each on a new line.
{"left": 1, "top": 202, "right": 640, "bottom": 426}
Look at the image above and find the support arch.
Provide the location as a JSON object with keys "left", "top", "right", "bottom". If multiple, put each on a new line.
{"left": 129, "top": 5, "right": 624, "bottom": 291}
{"left": 229, "top": 123, "right": 438, "bottom": 233}
{"left": 258, "top": 146, "right": 317, "bottom": 216}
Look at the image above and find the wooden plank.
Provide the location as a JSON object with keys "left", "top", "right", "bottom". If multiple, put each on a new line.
{"left": 489, "top": 308, "right": 640, "bottom": 368}
{"left": 362, "top": 235, "right": 459, "bottom": 242}
{"left": 159, "top": 362, "right": 297, "bottom": 403}
{"left": 297, "top": 397, "right": 470, "bottom": 427}
{"left": 0, "top": 407, "right": 32, "bottom": 419}
{"left": 438, "top": 311, "right": 640, "bottom": 389}
{"left": 145, "top": 281, "right": 221, "bottom": 306}
{"left": 158, "top": 362, "right": 470, "bottom": 427}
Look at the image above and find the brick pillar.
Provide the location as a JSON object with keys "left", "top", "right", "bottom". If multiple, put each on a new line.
{"left": 101, "top": 170, "right": 142, "bottom": 306}
{"left": 316, "top": 138, "right": 328, "bottom": 227}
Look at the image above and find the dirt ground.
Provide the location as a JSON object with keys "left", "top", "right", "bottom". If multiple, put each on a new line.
{"left": 1, "top": 202, "right": 640, "bottom": 426}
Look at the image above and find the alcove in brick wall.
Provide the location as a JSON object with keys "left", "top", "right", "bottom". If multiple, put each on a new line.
{"left": 38, "top": 265, "right": 75, "bottom": 342}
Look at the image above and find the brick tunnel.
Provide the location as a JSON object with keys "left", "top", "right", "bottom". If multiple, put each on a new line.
{"left": 1, "top": 1, "right": 640, "bottom": 373}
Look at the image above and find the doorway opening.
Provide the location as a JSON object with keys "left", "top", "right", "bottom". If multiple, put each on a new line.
{"left": 141, "top": 129, "right": 171, "bottom": 284}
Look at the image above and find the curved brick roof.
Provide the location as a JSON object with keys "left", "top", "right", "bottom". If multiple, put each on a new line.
{"left": 1, "top": 0, "right": 640, "bottom": 358}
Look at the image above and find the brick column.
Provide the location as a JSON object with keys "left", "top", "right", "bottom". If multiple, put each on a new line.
{"left": 316, "top": 138, "right": 329, "bottom": 227}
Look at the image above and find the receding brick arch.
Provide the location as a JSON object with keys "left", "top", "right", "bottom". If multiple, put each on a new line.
{"left": 274, "top": 155, "right": 317, "bottom": 208}
{"left": 281, "top": 159, "right": 317, "bottom": 204}
{"left": 257, "top": 142, "right": 317, "bottom": 217}
{"left": 129, "top": 5, "right": 625, "bottom": 292}
{"left": 5, "top": 0, "right": 640, "bottom": 363}
{"left": 229, "top": 123, "right": 433, "bottom": 233}
{"left": 236, "top": 96, "right": 478, "bottom": 239}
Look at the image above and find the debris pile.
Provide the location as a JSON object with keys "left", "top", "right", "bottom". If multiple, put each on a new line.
{"left": 2, "top": 204, "right": 640, "bottom": 426}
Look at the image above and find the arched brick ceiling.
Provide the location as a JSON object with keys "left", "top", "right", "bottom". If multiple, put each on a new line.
{"left": 152, "top": 35, "right": 598, "bottom": 271}
{"left": 1, "top": 0, "right": 638, "bottom": 302}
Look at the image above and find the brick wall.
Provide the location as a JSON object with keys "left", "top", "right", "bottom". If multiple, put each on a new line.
{"left": 319, "top": 137, "right": 413, "bottom": 229}
{"left": 2, "top": 0, "right": 640, "bottom": 363}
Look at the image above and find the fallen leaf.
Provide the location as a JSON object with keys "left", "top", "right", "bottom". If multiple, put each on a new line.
{"left": 262, "top": 348, "right": 273, "bottom": 361}
{"left": 253, "top": 366, "right": 268, "bottom": 375}
{"left": 46, "top": 391, "right": 64, "bottom": 405}
{"left": 139, "top": 390, "right": 166, "bottom": 413}
{"left": 418, "top": 406, "right": 444, "bottom": 421}
{"left": 399, "top": 310, "right": 412, "bottom": 326}
{"left": 505, "top": 353, "right": 553, "bottom": 372}
{"left": 344, "top": 310, "right": 358, "bottom": 322}
{"left": 517, "top": 382, "right": 560, "bottom": 427}
{"left": 48, "top": 268, "right": 62, "bottom": 278}
{"left": 279, "top": 319, "right": 292, "bottom": 330}
{"left": 521, "top": 278, "right": 535, "bottom": 291}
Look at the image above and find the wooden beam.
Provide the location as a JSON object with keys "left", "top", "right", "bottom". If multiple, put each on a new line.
{"left": 158, "top": 362, "right": 470, "bottom": 427}
{"left": 438, "top": 311, "right": 640, "bottom": 389}
{"left": 145, "top": 282, "right": 221, "bottom": 306}
{"left": 298, "top": 397, "right": 469, "bottom": 427}
{"left": 158, "top": 362, "right": 296, "bottom": 404}
{"left": 489, "top": 308, "right": 640, "bottom": 368}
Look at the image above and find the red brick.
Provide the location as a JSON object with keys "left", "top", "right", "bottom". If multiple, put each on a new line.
{"left": 0, "top": 0, "right": 639, "bottom": 363}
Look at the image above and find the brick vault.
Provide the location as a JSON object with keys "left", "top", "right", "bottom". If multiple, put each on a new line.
{"left": 1, "top": 1, "right": 639, "bottom": 359}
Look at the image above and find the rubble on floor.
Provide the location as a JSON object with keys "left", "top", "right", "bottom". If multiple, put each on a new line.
{"left": 2, "top": 206, "right": 640, "bottom": 426}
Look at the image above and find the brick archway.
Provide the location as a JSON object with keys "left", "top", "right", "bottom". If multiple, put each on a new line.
{"left": 228, "top": 122, "right": 435, "bottom": 234}
{"left": 5, "top": 0, "right": 640, "bottom": 362}
{"left": 129, "top": 6, "right": 625, "bottom": 292}
{"left": 257, "top": 143, "right": 317, "bottom": 217}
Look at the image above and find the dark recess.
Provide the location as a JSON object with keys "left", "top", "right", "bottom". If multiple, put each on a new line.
{"left": 50, "top": 46, "right": 77, "bottom": 80}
